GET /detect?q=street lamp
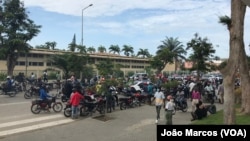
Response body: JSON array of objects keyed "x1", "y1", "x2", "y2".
[{"x1": 81, "y1": 4, "x2": 93, "y2": 46}]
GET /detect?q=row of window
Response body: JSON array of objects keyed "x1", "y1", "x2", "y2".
[
  {"x1": 19, "y1": 53, "x2": 149, "y2": 64},
  {"x1": 15, "y1": 61, "x2": 145, "y2": 68},
  {"x1": 15, "y1": 61, "x2": 55, "y2": 66}
]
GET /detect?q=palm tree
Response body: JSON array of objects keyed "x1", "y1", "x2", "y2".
[
  {"x1": 137, "y1": 48, "x2": 150, "y2": 58},
  {"x1": 87, "y1": 46, "x2": 96, "y2": 53},
  {"x1": 122, "y1": 45, "x2": 134, "y2": 56},
  {"x1": 157, "y1": 37, "x2": 187, "y2": 72},
  {"x1": 45, "y1": 41, "x2": 57, "y2": 50},
  {"x1": 98, "y1": 45, "x2": 106, "y2": 53},
  {"x1": 109, "y1": 44, "x2": 120, "y2": 54},
  {"x1": 76, "y1": 45, "x2": 87, "y2": 54}
]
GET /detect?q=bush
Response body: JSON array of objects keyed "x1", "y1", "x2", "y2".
[
  {"x1": 0, "y1": 72, "x2": 7, "y2": 81},
  {"x1": 162, "y1": 80, "x2": 180, "y2": 91}
]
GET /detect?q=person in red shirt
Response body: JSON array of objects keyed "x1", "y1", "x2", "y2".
[{"x1": 70, "y1": 87, "x2": 84, "y2": 119}]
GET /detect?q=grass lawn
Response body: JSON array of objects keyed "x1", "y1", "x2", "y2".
[{"x1": 191, "y1": 108, "x2": 250, "y2": 125}]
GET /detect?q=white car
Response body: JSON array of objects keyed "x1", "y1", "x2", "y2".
[{"x1": 130, "y1": 81, "x2": 155, "y2": 93}]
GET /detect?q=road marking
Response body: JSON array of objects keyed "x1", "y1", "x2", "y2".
[
  {"x1": 0, "y1": 114, "x2": 64, "y2": 128},
  {"x1": 0, "y1": 119, "x2": 74, "y2": 137},
  {"x1": 0, "y1": 101, "x2": 29, "y2": 106}
]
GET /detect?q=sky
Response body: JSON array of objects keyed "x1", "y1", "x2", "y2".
[{"x1": 15, "y1": 0, "x2": 250, "y2": 59}]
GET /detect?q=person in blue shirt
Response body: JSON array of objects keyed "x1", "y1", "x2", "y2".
[
  {"x1": 3, "y1": 76, "x2": 12, "y2": 92},
  {"x1": 39, "y1": 84, "x2": 52, "y2": 108}
]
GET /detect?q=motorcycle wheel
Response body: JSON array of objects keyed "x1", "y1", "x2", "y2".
[
  {"x1": 120, "y1": 102, "x2": 126, "y2": 110},
  {"x1": 9, "y1": 91, "x2": 17, "y2": 97},
  {"x1": 98, "y1": 103, "x2": 105, "y2": 115},
  {"x1": 24, "y1": 91, "x2": 31, "y2": 99},
  {"x1": 63, "y1": 107, "x2": 72, "y2": 117},
  {"x1": 181, "y1": 102, "x2": 188, "y2": 112},
  {"x1": 52, "y1": 102, "x2": 63, "y2": 113},
  {"x1": 31, "y1": 104, "x2": 41, "y2": 114}
]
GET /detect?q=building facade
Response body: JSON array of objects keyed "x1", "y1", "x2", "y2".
[{"x1": 0, "y1": 49, "x2": 176, "y2": 77}]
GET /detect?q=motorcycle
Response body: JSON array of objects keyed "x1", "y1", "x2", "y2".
[
  {"x1": 24, "y1": 85, "x2": 40, "y2": 99},
  {"x1": 64, "y1": 95, "x2": 105, "y2": 117},
  {"x1": 0, "y1": 83, "x2": 18, "y2": 97},
  {"x1": 119, "y1": 95, "x2": 140, "y2": 110},
  {"x1": 203, "y1": 90, "x2": 215, "y2": 104},
  {"x1": 31, "y1": 96, "x2": 63, "y2": 114},
  {"x1": 172, "y1": 94, "x2": 188, "y2": 113}
]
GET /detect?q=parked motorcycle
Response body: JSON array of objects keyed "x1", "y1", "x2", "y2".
[
  {"x1": 119, "y1": 95, "x2": 140, "y2": 110},
  {"x1": 64, "y1": 95, "x2": 105, "y2": 117},
  {"x1": 31, "y1": 96, "x2": 63, "y2": 114}
]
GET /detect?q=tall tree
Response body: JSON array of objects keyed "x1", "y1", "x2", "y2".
[
  {"x1": 68, "y1": 34, "x2": 77, "y2": 52},
  {"x1": 157, "y1": 37, "x2": 187, "y2": 72},
  {"x1": 186, "y1": 33, "x2": 216, "y2": 80},
  {"x1": 0, "y1": 0, "x2": 41, "y2": 76},
  {"x1": 219, "y1": 0, "x2": 250, "y2": 124},
  {"x1": 122, "y1": 45, "x2": 134, "y2": 56}
]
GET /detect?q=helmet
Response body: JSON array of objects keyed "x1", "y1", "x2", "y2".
[
  {"x1": 167, "y1": 95, "x2": 172, "y2": 100},
  {"x1": 6, "y1": 76, "x2": 11, "y2": 79}
]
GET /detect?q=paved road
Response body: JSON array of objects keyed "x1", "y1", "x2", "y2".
[{"x1": 0, "y1": 89, "x2": 223, "y2": 141}]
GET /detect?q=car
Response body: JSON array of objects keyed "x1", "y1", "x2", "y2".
[
  {"x1": 130, "y1": 81, "x2": 156, "y2": 93},
  {"x1": 129, "y1": 73, "x2": 148, "y2": 80}
]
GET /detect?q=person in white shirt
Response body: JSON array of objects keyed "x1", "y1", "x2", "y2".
[
  {"x1": 165, "y1": 95, "x2": 175, "y2": 125},
  {"x1": 188, "y1": 81, "x2": 196, "y2": 98},
  {"x1": 154, "y1": 87, "x2": 165, "y2": 124}
]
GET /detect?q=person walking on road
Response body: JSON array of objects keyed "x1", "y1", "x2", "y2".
[
  {"x1": 154, "y1": 87, "x2": 165, "y2": 124},
  {"x1": 165, "y1": 95, "x2": 175, "y2": 125}
]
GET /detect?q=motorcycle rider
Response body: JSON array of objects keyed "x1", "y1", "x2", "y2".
[
  {"x1": 175, "y1": 87, "x2": 184, "y2": 106},
  {"x1": 2, "y1": 76, "x2": 12, "y2": 92},
  {"x1": 39, "y1": 84, "x2": 52, "y2": 109}
]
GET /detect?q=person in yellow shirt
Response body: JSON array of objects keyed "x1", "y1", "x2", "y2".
[{"x1": 95, "y1": 81, "x2": 102, "y2": 95}]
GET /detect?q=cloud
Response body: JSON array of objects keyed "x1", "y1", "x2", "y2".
[{"x1": 21, "y1": 0, "x2": 250, "y2": 58}]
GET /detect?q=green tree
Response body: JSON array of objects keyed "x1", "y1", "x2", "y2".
[
  {"x1": 109, "y1": 44, "x2": 120, "y2": 54},
  {"x1": 137, "y1": 48, "x2": 150, "y2": 58},
  {"x1": 87, "y1": 46, "x2": 96, "y2": 53},
  {"x1": 0, "y1": 0, "x2": 41, "y2": 76},
  {"x1": 45, "y1": 41, "x2": 57, "y2": 50},
  {"x1": 95, "y1": 59, "x2": 114, "y2": 77},
  {"x1": 68, "y1": 34, "x2": 77, "y2": 52},
  {"x1": 122, "y1": 45, "x2": 134, "y2": 56},
  {"x1": 98, "y1": 45, "x2": 106, "y2": 53},
  {"x1": 76, "y1": 45, "x2": 87, "y2": 54},
  {"x1": 49, "y1": 53, "x2": 87, "y2": 79},
  {"x1": 150, "y1": 49, "x2": 172, "y2": 74},
  {"x1": 186, "y1": 33, "x2": 216, "y2": 80},
  {"x1": 157, "y1": 37, "x2": 186, "y2": 72}
]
